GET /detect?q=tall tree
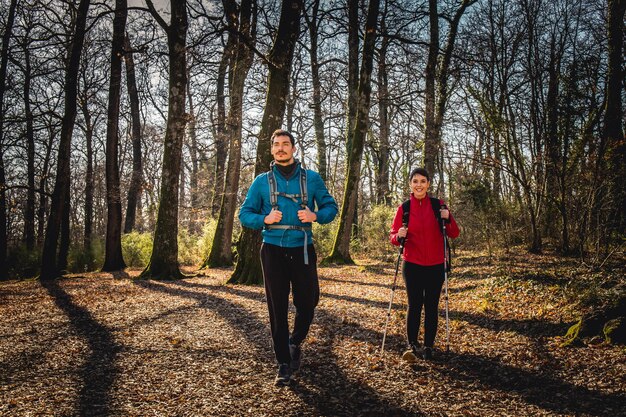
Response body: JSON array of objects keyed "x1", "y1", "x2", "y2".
[
  {"x1": 40, "y1": 0, "x2": 91, "y2": 280},
  {"x1": 140, "y1": 0, "x2": 188, "y2": 280},
  {"x1": 102, "y1": 0, "x2": 128, "y2": 271},
  {"x1": 124, "y1": 34, "x2": 144, "y2": 234},
  {"x1": 304, "y1": 0, "x2": 327, "y2": 180},
  {"x1": 603, "y1": 0, "x2": 626, "y2": 238},
  {"x1": 229, "y1": 0, "x2": 303, "y2": 284},
  {"x1": 423, "y1": 0, "x2": 474, "y2": 187},
  {"x1": 0, "y1": 0, "x2": 17, "y2": 280},
  {"x1": 325, "y1": 0, "x2": 380, "y2": 264},
  {"x1": 204, "y1": 0, "x2": 255, "y2": 268},
  {"x1": 375, "y1": 5, "x2": 390, "y2": 205}
]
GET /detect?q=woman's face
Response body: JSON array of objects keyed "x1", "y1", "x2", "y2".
[{"x1": 410, "y1": 174, "x2": 429, "y2": 199}]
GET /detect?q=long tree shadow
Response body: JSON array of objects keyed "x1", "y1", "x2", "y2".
[
  {"x1": 447, "y1": 309, "x2": 570, "y2": 338},
  {"x1": 173, "y1": 279, "x2": 623, "y2": 416},
  {"x1": 41, "y1": 279, "x2": 120, "y2": 416},
  {"x1": 434, "y1": 351, "x2": 626, "y2": 416},
  {"x1": 143, "y1": 279, "x2": 416, "y2": 415}
]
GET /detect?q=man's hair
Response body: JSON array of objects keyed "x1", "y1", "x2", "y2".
[
  {"x1": 409, "y1": 167, "x2": 430, "y2": 182},
  {"x1": 271, "y1": 129, "x2": 295, "y2": 146}
]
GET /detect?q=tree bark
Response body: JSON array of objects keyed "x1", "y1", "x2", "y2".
[
  {"x1": 376, "y1": 11, "x2": 390, "y2": 205},
  {"x1": 325, "y1": 0, "x2": 380, "y2": 264},
  {"x1": 102, "y1": 0, "x2": 128, "y2": 271},
  {"x1": 80, "y1": 98, "x2": 94, "y2": 253},
  {"x1": 124, "y1": 33, "x2": 143, "y2": 234},
  {"x1": 603, "y1": 0, "x2": 626, "y2": 236},
  {"x1": 305, "y1": 0, "x2": 327, "y2": 180},
  {"x1": 423, "y1": 0, "x2": 439, "y2": 177},
  {"x1": 40, "y1": 0, "x2": 91, "y2": 280},
  {"x1": 205, "y1": 0, "x2": 255, "y2": 268},
  {"x1": 140, "y1": 0, "x2": 188, "y2": 280},
  {"x1": 0, "y1": 0, "x2": 17, "y2": 280},
  {"x1": 229, "y1": 0, "x2": 302, "y2": 284},
  {"x1": 23, "y1": 36, "x2": 36, "y2": 251}
]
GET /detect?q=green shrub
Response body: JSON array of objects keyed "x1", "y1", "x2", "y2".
[
  {"x1": 313, "y1": 220, "x2": 338, "y2": 259},
  {"x1": 179, "y1": 219, "x2": 217, "y2": 266},
  {"x1": 357, "y1": 204, "x2": 397, "y2": 259},
  {"x1": 122, "y1": 231, "x2": 153, "y2": 267}
]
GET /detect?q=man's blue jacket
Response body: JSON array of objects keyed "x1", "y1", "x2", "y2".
[{"x1": 239, "y1": 162, "x2": 338, "y2": 248}]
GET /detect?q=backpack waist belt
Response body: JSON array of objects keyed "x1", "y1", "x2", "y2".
[{"x1": 264, "y1": 224, "x2": 313, "y2": 264}]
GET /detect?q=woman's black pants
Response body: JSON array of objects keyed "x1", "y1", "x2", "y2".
[
  {"x1": 402, "y1": 261, "x2": 445, "y2": 348},
  {"x1": 260, "y1": 243, "x2": 319, "y2": 364}
]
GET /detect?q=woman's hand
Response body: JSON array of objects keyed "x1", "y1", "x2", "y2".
[{"x1": 397, "y1": 226, "x2": 408, "y2": 238}]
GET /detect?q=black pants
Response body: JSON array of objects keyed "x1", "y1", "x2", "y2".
[
  {"x1": 402, "y1": 261, "x2": 445, "y2": 348},
  {"x1": 260, "y1": 243, "x2": 319, "y2": 364}
]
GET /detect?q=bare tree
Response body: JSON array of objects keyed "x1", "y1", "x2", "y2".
[
  {"x1": 325, "y1": 0, "x2": 380, "y2": 264},
  {"x1": 229, "y1": 0, "x2": 303, "y2": 284},
  {"x1": 140, "y1": 0, "x2": 188, "y2": 280},
  {"x1": 204, "y1": 0, "x2": 255, "y2": 268},
  {"x1": 102, "y1": 0, "x2": 128, "y2": 271},
  {"x1": 124, "y1": 33, "x2": 144, "y2": 234},
  {"x1": 40, "y1": 0, "x2": 91, "y2": 280}
]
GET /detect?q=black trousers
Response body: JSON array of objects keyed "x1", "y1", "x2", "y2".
[
  {"x1": 402, "y1": 261, "x2": 445, "y2": 348},
  {"x1": 260, "y1": 243, "x2": 319, "y2": 364}
]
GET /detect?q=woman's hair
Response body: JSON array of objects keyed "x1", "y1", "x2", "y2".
[{"x1": 409, "y1": 167, "x2": 430, "y2": 182}]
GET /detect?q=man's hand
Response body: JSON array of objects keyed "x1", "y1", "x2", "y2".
[
  {"x1": 297, "y1": 206, "x2": 317, "y2": 223},
  {"x1": 264, "y1": 209, "x2": 282, "y2": 224}
]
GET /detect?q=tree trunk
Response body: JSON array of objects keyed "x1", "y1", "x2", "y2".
[
  {"x1": 229, "y1": 0, "x2": 302, "y2": 285},
  {"x1": 376, "y1": 13, "x2": 390, "y2": 205},
  {"x1": 23, "y1": 38, "x2": 36, "y2": 251},
  {"x1": 205, "y1": 0, "x2": 254, "y2": 268},
  {"x1": 102, "y1": 0, "x2": 128, "y2": 271},
  {"x1": 38, "y1": 134, "x2": 53, "y2": 247},
  {"x1": 305, "y1": 0, "x2": 327, "y2": 180},
  {"x1": 81, "y1": 99, "x2": 94, "y2": 255},
  {"x1": 58, "y1": 191, "x2": 70, "y2": 272},
  {"x1": 0, "y1": 0, "x2": 17, "y2": 280},
  {"x1": 325, "y1": 0, "x2": 380, "y2": 264},
  {"x1": 423, "y1": 0, "x2": 439, "y2": 177},
  {"x1": 211, "y1": 2, "x2": 237, "y2": 218},
  {"x1": 40, "y1": 0, "x2": 91, "y2": 281},
  {"x1": 186, "y1": 76, "x2": 200, "y2": 235},
  {"x1": 124, "y1": 33, "x2": 143, "y2": 234},
  {"x1": 604, "y1": 0, "x2": 626, "y2": 236},
  {"x1": 345, "y1": 0, "x2": 359, "y2": 150},
  {"x1": 140, "y1": 0, "x2": 188, "y2": 280}
]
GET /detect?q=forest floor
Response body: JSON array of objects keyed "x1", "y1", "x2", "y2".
[{"x1": 0, "y1": 249, "x2": 624, "y2": 417}]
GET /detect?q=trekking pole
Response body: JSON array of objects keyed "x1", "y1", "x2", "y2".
[
  {"x1": 381, "y1": 224, "x2": 407, "y2": 354},
  {"x1": 441, "y1": 206, "x2": 450, "y2": 353}
]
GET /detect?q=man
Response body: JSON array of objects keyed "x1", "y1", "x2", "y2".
[{"x1": 239, "y1": 129, "x2": 338, "y2": 386}]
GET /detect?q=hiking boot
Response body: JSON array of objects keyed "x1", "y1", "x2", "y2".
[
  {"x1": 401, "y1": 342, "x2": 421, "y2": 363},
  {"x1": 274, "y1": 363, "x2": 292, "y2": 386},
  {"x1": 422, "y1": 347, "x2": 433, "y2": 360},
  {"x1": 289, "y1": 343, "x2": 302, "y2": 372}
]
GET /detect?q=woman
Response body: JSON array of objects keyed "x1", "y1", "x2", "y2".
[{"x1": 389, "y1": 167, "x2": 459, "y2": 361}]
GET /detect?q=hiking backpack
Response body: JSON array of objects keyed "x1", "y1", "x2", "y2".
[{"x1": 401, "y1": 197, "x2": 452, "y2": 272}]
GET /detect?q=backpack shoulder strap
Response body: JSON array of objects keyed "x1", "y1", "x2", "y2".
[
  {"x1": 267, "y1": 170, "x2": 278, "y2": 209},
  {"x1": 299, "y1": 168, "x2": 308, "y2": 208},
  {"x1": 401, "y1": 199, "x2": 411, "y2": 226},
  {"x1": 430, "y1": 197, "x2": 442, "y2": 229}
]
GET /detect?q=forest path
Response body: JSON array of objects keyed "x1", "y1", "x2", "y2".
[{"x1": 1, "y1": 250, "x2": 624, "y2": 416}]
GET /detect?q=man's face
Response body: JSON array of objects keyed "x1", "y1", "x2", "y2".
[{"x1": 271, "y1": 135, "x2": 295, "y2": 165}]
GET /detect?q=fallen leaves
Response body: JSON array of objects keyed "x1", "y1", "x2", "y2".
[{"x1": 0, "y1": 250, "x2": 624, "y2": 416}]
